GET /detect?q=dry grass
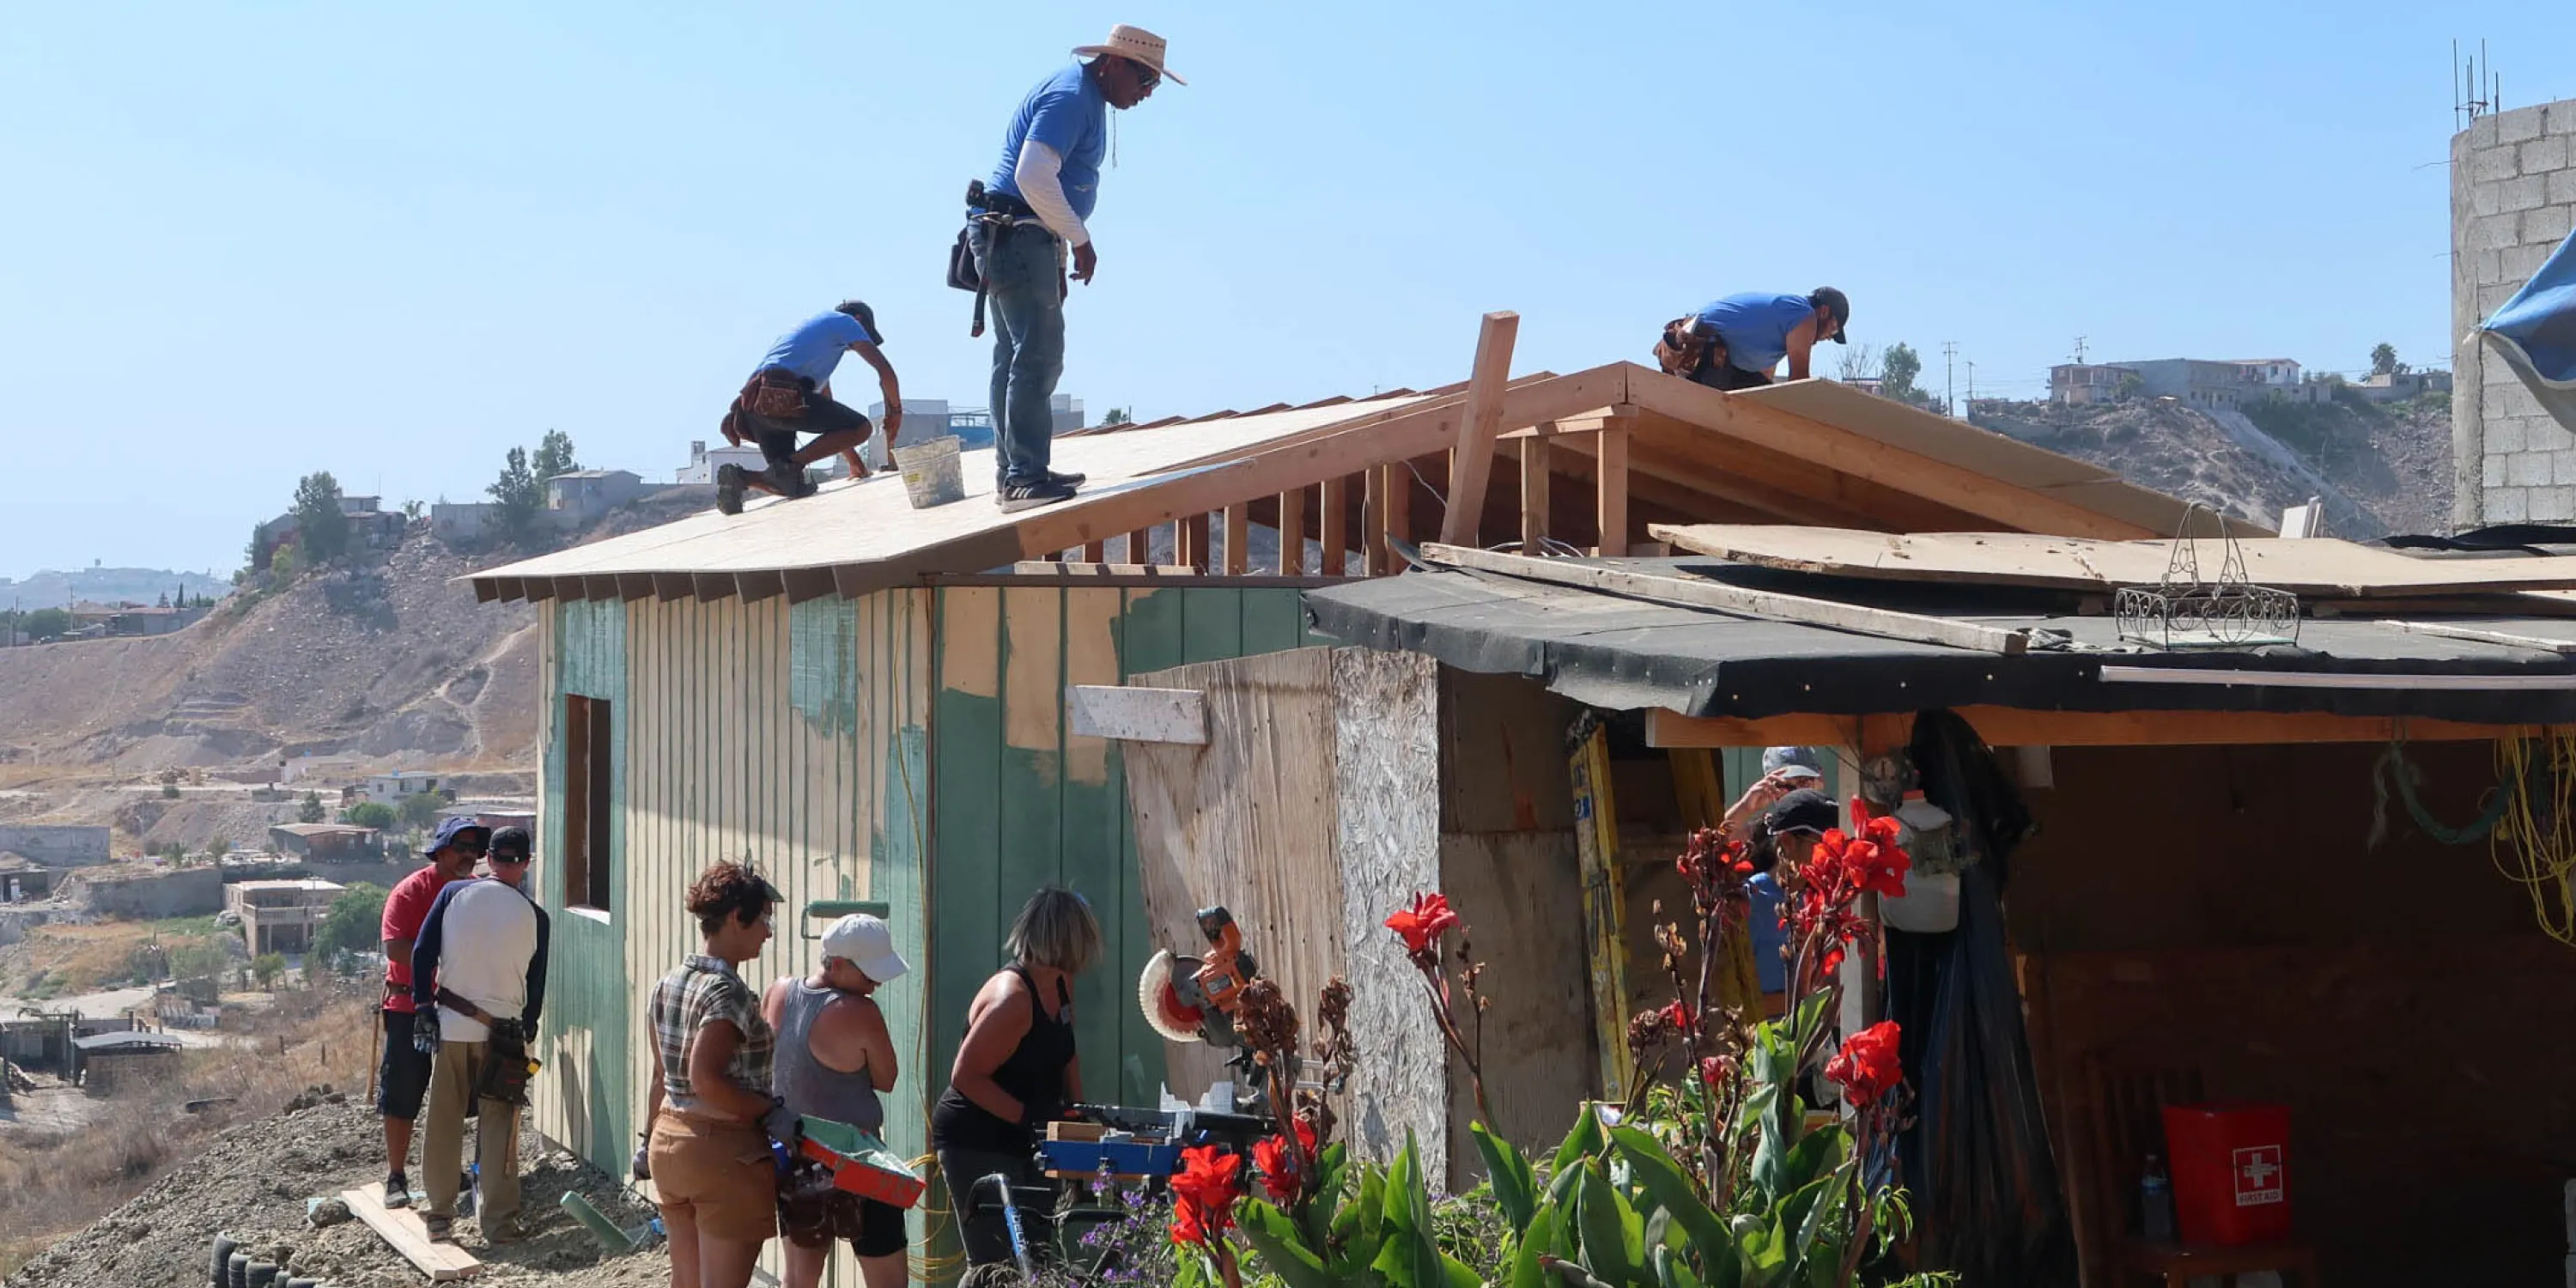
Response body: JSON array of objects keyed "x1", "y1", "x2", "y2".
[
  {"x1": 2, "y1": 918, "x2": 234, "y2": 998},
  {"x1": 0, "y1": 989, "x2": 373, "y2": 1274}
]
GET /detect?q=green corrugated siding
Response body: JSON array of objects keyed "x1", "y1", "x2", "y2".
[{"x1": 541, "y1": 599, "x2": 631, "y2": 1169}]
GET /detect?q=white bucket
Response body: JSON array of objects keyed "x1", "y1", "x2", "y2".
[
  {"x1": 1880, "y1": 871, "x2": 1960, "y2": 933},
  {"x1": 890, "y1": 437, "x2": 963, "y2": 509}
]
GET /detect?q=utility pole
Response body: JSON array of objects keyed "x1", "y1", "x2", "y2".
[
  {"x1": 1941, "y1": 341, "x2": 1958, "y2": 416},
  {"x1": 1967, "y1": 361, "x2": 1977, "y2": 408},
  {"x1": 2073, "y1": 336, "x2": 2089, "y2": 364}
]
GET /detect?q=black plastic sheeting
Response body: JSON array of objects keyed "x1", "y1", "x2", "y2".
[{"x1": 1884, "y1": 710, "x2": 2078, "y2": 1286}]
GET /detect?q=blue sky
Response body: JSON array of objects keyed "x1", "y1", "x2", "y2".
[{"x1": 3, "y1": 1, "x2": 2569, "y2": 578}]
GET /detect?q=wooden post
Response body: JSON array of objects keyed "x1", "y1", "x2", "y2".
[
  {"x1": 1082, "y1": 540, "x2": 1105, "y2": 563},
  {"x1": 1363, "y1": 468, "x2": 1388, "y2": 576},
  {"x1": 1437, "y1": 310, "x2": 1522, "y2": 548},
  {"x1": 1383, "y1": 460, "x2": 1413, "y2": 556},
  {"x1": 1222, "y1": 505, "x2": 1249, "y2": 576},
  {"x1": 1595, "y1": 422, "x2": 1631, "y2": 556},
  {"x1": 1520, "y1": 433, "x2": 1552, "y2": 555},
  {"x1": 1126, "y1": 529, "x2": 1153, "y2": 565},
  {"x1": 1278, "y1": 487, "x2": 1307, "y2": 575},
  {"x1": 1567, "y1": 711, "x2": 1636, "y2": 1104},
  {"x1": 1321, "y1": 475, "x2": 1352, "y2": 575},
  {"x1": 1179, "y1": 513, "x2": 1212, "y2": 571}
]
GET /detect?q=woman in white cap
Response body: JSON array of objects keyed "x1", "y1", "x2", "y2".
[{"x1": 762, "y1": 914, "x2": 910, "y2": 1288}]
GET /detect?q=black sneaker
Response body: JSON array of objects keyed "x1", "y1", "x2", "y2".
[
  {"x1": 714, "y1": 465, "x2": 746, "y2": 516},
  {"x1": 383, "y1": 1172, "x2": 411, "y2": 1208},
  {"x1": 766, "y1": 462, "x2": 817, "y2": 499},
  {"x1": 1044, "y1": 470, "x2": 1087, "y2": 488},
  {"x1": 995, "y1": 478, "x2": 1078, "y2": 513}
]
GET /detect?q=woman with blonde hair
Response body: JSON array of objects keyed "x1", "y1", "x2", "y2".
[{"x1": 931, "y1": 886, "x2": 1104, "y2": 1267}]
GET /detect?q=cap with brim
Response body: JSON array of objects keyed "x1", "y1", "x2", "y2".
[
  {"x1": 490, "y1": 827, "x2": 532, "y2": 860},
  {"x1": 1073, "y1": 24, "x2": 1185, "y2": 84},
  {"x1": 1812, "y1": 287, "x2": 1850, "y2": 345},
  {"x1": 1763, "y1": 788, "x2": 1841, "y2": 837},
  {"x1": 429, "y1": 817, "x2": 489, "y2": 853},
  {"x1": 821, "y1": 913, "x2": 910, "y2": 983},
  {"x1": 1760, "y1": 745, "x2": 1827, "y2": 782}
]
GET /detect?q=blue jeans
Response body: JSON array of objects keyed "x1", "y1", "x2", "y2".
[{"x1": 969, "y1": 222, "x2": 1066, "y2": 484}]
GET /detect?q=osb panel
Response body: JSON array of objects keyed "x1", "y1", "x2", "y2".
[{"x1": 1439, "y1": 830, "x2": 1592, "y2": 1173}]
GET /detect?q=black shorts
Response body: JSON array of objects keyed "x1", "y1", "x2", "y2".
[
  {"x1": 1689, "y1": 360, "x2": 1774, "y2": 392},
  {"x1": 744, "y1": 398, "x2": 872, "y2": 469},
  {"x1": 780, "y1": 1164, "x2": 909, "y2": 1259},
  {"x1": 378, "y1": 1010, "x2": 434, "y2": 1121}
]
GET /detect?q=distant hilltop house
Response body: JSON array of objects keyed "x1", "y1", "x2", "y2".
[
  {"x1": 252, "y1": 493, "x2": 408, "y2": 567},
  {"x1": 2050, "y1": 357, "x2": 2345, "y2": 409},
  {"x1": 64, "y1": 600, "x2": 210, "y2": 637},
  {"x1": 434, "y1": 468, "x2": 684, "y2": 541},
  {"x1": 269, "y1": 822, "x2": 384, "y2": 860},
  {"x1": 225, "y1": 878, "x2": 344, "y2": 954},
  {"x1": 362, "y1": 771, "x2": 448, "y2": 806},
  {"x1": 2359, "y1": 368, "x2": 2454, "y2": 402}
]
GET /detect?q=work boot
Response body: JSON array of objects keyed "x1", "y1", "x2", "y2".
[
  {"x1": 422, "y1": 1214, "x2": 454, "y2": 1243},
  {"x1": 480, "y1": 1212, "x2": 525, "y2": 1244},
  {"x1": 995, "y1": 477, "x2": 1078, "y2": 513},
  {"x1": 382, "y1": 1171, "x2": 410, "y2": 1209},
  {"x1": 767, "y1": 461, "x2": 817, "y2": 499},
  {"x1": 715, "y1": 465, "x2": 747, "y2": 516}
]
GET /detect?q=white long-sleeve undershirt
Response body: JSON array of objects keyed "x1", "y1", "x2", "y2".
[{"x1": 1012, "y1": 140, "x2": 1091, "y2": 247}]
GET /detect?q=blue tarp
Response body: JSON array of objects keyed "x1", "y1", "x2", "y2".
[{"x1": 2483, "y1": 228, "x2": 2576, "y2": 431}]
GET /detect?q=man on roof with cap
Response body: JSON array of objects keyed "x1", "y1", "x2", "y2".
[
  {"x1": 965, "y1": 25, "x2": 1181, "y2": 513},
  {"x1": 376, "y1": 816, "x2": 489, "y2": 1210},
  {"x1": 1656, "y1": 289, "x2": 1851, "y2": 392},
  {"x1": 764, "y1": 913, "x2": 911, "y2": 1288},
  {"x1": 409, "y1": 826, "x2": 551, "y2": 1243},
  {"x1": 714, "y1": 301, "x2": 905, "y2": 516}
]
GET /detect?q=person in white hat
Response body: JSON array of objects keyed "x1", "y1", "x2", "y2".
[
  {"x1": 965, "y1": 25, "x2": 1182, "y2": 513},
  {"x1": 761, "y1": 914, "x2": 911, "y2": 1288}
]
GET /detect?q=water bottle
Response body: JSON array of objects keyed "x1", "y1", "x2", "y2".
[{"x1": 2140, "y1": 1152, "x2": 2176, "y2": 1243}]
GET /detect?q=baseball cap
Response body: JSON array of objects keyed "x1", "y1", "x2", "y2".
[
  {"x1": 1762, "y1": 788, "x2": 1841, "y2": 837},
  {"x1": 428, "y1": 817, "x2": 490, "y2": 854},
  {"x1": 821, "y1": 913, "x2": 910, "y2": 983},
  {"x1": 836, "y1": 300, "x2": 882, "y2": 344},
  {"x1": 1761, "y1": 746, "x2": 1828, "y2": 783},
  {"x1": 1810, "y1": 287, "x2": 1850, "y2": 344},
  {"x1": 490, "y1": 827, "x2": 532, "y2": 862}
]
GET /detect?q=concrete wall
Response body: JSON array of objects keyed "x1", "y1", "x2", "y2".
[
  {"x1": 60, "y1": 865, "x2": 225, "y2": 918},
  {"x1": 0, "y1": 824, "x2": 111, "y2": 867},
  {"x1": 2453, "y1": 98, "x2": 2576, "y2": 528}
]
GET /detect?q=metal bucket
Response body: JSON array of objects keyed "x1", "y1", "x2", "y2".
[{"x1": 891, "y1": 437, "x2": 964, "y2": 509}]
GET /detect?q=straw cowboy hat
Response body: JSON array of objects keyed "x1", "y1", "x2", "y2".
[{"x1": 1072, "y1": 25, "x2": 1186, "y2": 85}]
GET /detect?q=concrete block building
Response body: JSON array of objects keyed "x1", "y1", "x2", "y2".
[{"x1": 2454, "y1": 96, "x2": 2576, "y2": 528}]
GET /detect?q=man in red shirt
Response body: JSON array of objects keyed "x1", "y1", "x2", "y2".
[{"x1": 377, "y1": 817, "x2": 488, "y2": 1206}]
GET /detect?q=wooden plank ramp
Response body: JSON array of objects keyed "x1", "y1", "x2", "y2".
[{"x1": 341, "y1": 1182, "x2": 483, "y2": 1281}]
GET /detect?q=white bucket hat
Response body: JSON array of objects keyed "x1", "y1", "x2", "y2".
[
  {"x1": 821, "y1": 913, "x2": 910, "y2": 983},
  {"x1": 1072, "y1": 25, "x2": 1186, "y2": 85}
]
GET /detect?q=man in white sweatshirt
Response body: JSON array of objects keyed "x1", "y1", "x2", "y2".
[
  {"x1": 967, "y1": 25, "x2": 1181, "y2": 513},
  {"x1": 409, "y1": 827, "x2": 550, "y2": 1243}
]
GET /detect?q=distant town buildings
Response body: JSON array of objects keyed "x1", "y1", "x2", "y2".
[
  {"x1": 252, "y1": 493, "x2": 407, "y2": 568},
  {"x1": 225, "y1": 878, "x2": 344, "y2": 954},
  {"x1": 2042, "y1": 356, "x2": 2432, "y2": 409}
]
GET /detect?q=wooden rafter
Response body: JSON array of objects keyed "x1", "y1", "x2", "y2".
[{"x1": 1438, "y1": 311, "x2": 1522, "y2": 547}]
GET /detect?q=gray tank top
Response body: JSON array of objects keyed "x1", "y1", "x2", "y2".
[{"x1": 772, "y1": 978, "x2": 884, "y2": 1134}]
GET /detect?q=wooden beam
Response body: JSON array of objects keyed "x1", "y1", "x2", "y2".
[
  {"x1": 1363, "y1": 467, "x2": 1388, "y2": 576},
  {"x1": 1643, "y1": 706, "x2": 2549, "y2": 750},
  {"x1": 343, "y1": 1182, "x2": 483, "y2": 1280},
  {"x1": 1417, "y1": 543, "x2": 2032, "y2": 654},
  {"x1": 1066, "y1": 685, "x2": 1208, "y2": 744},
  {"x1": 1125, "y1": 528, "x2": 1152, "y2": 563},
  {"x1": 782, "y1": 567, "x2": 839, "y2": 603},
  {"x1": 1520, "y1": 434, "x2": 1552, "y2": 555},
  {"x1": 1321, "y1": 475, "x2": 1351, "y2": 575},
  {"x1": 1278, "y1": 486, "x2": 1307, "y2": 575},
  {"x1": 615, "y1": 573, "x2": 655, "y2": 601},
  {"x1": 1595, "y1": 422, "x2": 1630, "y2": 556},
  {"x1": 1223, "y1": 504, "x2": 1249, "y2": 575},
  {"x1": 737, "y1": 569, "x2": 787, "y2": 602},
  {"x1": 652, "y1": 572, "x2": 693, "y2": 600},
  {"x1": 1567, "y1": 714, "x2": 1636, "y2": 1104},
  {"x1": 1437, "y1": 310, "x2": 1522, "y2": 547},
  {"x1": 1083, "y1": 540, "x2": 1106, "y2": 563},
  {"x1": 1178, "y1": 513, "x2": 1211, "y2": 571},
  {"x1": 1384, "y1": 460, "x2": 1413, "y2": 551}
]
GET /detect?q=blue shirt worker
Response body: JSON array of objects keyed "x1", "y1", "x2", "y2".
[
  {"x1": 1656, "y1": 289, "x2": 1850, "y2": 392},
  {"x1": 409, "y1": 826, "x2": 551, "y2": 1244},
  {"x1": 715, "y1": 302, "x2": 904, "y2": 516},
  {"x1": 965, "y1": 25, "x2": 1181, "y2": 513}
]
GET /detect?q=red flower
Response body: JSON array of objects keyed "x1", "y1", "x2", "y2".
[
  {"x1": 1698, "y1": 1054, "x2": 1733, "y2": 1091},
  {"x1": 1383, "y1": 892, "x2": 1459, "y2": 955},
  {"x1": 1169, "y1": 1145, "x2": 1243, "y2": 1245},
  {"x1": 1250, "y1": 1120, "x2": 1317, "y2": 1202},
  {"x1": 1823, "y1": 1020, "x2": 1904, "y2": 1107},
  {"x1": 1660, "y1": 998, "x2": 1693, "y2": 1032}
]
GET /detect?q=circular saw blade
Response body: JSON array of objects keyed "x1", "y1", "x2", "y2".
[{"x1": 1139, "y1": 949, "x2": 1207, "y2": 1043}]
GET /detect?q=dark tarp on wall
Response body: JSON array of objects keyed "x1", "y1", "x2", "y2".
[{"x1": 1886, "y1": 709, "x2": 2078, "y2": 1285}]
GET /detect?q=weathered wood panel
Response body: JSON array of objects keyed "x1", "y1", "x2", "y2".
[{"x1": 1438, "y1": 830, "x2": 1592, "y2": 1171}]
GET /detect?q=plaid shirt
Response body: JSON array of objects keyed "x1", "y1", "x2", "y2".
[{"x1": 649, "y1": 954, "x2": 773, "y2": 1114}]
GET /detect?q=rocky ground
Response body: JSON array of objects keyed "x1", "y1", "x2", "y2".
[{"x1": 5, "y1": 1099, "x2": 669, "y2": 1288}]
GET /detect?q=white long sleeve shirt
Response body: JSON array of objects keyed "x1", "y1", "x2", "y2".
[{"x1": 1013, "y1": 141, "x2": 1091, "y2": 246}]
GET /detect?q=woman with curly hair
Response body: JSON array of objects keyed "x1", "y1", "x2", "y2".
[{"x1": 641, "y1": 861, "x2": 789, "y2": 1288}]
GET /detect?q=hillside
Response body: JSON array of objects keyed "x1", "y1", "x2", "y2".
[{"x1": 1970, "y1": 388, "x2": 2451, "y2": 538}]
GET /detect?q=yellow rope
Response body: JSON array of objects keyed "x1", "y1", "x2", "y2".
[{"x1": 2491, "y1": 736, "x2": 2576, "y2": 947}]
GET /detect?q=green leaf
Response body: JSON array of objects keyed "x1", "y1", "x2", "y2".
[
  {"x1": 1655, "y1": 1242, "x2": 1709, "y2": 1288},
  {"x1": 1475, "y1": 1121, "x2": 1541, "y2": 1231},
  {"x1": 1770, "y1": 1174, "x2": 1840, "y2": 1278},
  {"x1": 1771, "y1": 1130, "x2": 1847, "y2": 1206},
  {"x1": 1575, "y1": 1163, "x2": 1644, "y2": 1285},
  {"x1": 1736, "y1": 1212, "x2": 1789, "y2": 1288},
  {"x1": 1440, "y1": 1251, "x2": 1484, "y2": 1288},
  {"x1": 1554, "y1": 1103, "x2": 1607, "y2": 1173},
  {"x1": 1371, "y1": 1133, "x2": 1453, "y2": 1288},
  {"x1": 1239, "y1": 1200, "x2": 1339, "y2": 1288},
  {"x1": 1789, "y1": 987, "x2": 1835, "y2": 1052},
  {"x1": 1609, "y1": 1125, "x2": 1731, "y2": 1260},
  {"x1": 1507, "y1": 1206, "x2": 1565, "y2": 1288}
]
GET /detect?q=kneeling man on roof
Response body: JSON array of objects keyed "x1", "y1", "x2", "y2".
[
  {"x1": 717, "y1": 301, "x2": 905, "y2": 516},
  {"x1": 1657, "y1": 288, "x2": 1850, "y2": 391}
]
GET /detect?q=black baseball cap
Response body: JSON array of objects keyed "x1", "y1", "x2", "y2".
[
  {"x1": 1763, "y1": 787, "x2": 1841, "y2": 837},
  {"x1": 836, "y1": 299, "x2": 882, "y2": 344},
  {"x1": 1811, "y1": 287, "x2": 1850, "y2": 344},
  {"x1": 490, "y1": 827, "x2": 532, "y2": 862}
]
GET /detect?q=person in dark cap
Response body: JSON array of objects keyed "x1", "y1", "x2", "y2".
[
  {"x1": 376, "y1": 816, "x2": 489, "y2": 1208},
  {"x1": 1656, "y1": 289, "x2": 1850, "y2": 392},
  {"x1": 409, "y1": 826, "x2": 550, "y2": 1242},
  {"x1": 1749, "y1": 787, "x2": 1843, "y2": 1016},
  {"x1": 715, "y1": 301, "x2": 905, "y2": 515}
]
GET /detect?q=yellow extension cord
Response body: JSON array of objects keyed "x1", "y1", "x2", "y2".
[{"x1": 2492, "y1": 736, "x2": 2576, "y2": 948}]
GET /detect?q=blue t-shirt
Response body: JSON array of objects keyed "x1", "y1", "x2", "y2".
[
  {"x1": 756, "y1": 311, "x2": 877, "y2": 386},
  {"x1": 1691, "y1": 293, "x2": 1819, "y2": 375},
  {"x1": 987, "y1": 64, "x2": 1109, "y2": 222},
  {"x1": 1747, "y1": 872, "x2": 1788, "y2": 993}
]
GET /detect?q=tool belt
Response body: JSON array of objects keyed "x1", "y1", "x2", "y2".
[
  {"x1": 951, "y1": 179, "x2": 1060, "y2": 337},
  {"x1": 720, "y1": 369, "x2": 814, "y2": 445},
  {"x1": 1654, "y1": 318, "x2": 1726, "y2": 379},
  {"x1": 434, "y1": 987, "x2": 538, "y2": 1109}
]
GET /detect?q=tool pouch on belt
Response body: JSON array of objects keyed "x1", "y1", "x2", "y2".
[
  {"x1": 1655, "y1": 318, "x2": 1725, "y2": 378},
  {"x1": 744, "y1": 368, "x2": 810, "y2": 419},
  {"x1": 473, "y1": 1018, "x2": 538, "y2": 1109}
]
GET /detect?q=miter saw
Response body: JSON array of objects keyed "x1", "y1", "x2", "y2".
[{"x1": 1138, "y1": 905, "x2": 1283, "y2": 1089}]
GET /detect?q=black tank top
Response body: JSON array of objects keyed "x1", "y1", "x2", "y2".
[{"x1": 932, "y1": 965, "x2": 1077, "y2": 1152}]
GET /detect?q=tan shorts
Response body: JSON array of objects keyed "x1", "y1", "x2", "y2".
[{"x1": 649, "y1": 1113, "x2": 778, "y2": 1242}]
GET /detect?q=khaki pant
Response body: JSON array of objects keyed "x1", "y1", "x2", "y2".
[{"x1": 422, "y1": 1039, "x2": 520, "y2": 1222}]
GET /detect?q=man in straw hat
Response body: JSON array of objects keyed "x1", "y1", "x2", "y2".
[{"x1": 965, "y1": 26, "x2": 1181, "y2": 513}]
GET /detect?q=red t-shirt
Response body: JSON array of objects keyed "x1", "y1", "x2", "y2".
[{"x1": 380, "y1": 864, "x2": 465, "y2": 1012}]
